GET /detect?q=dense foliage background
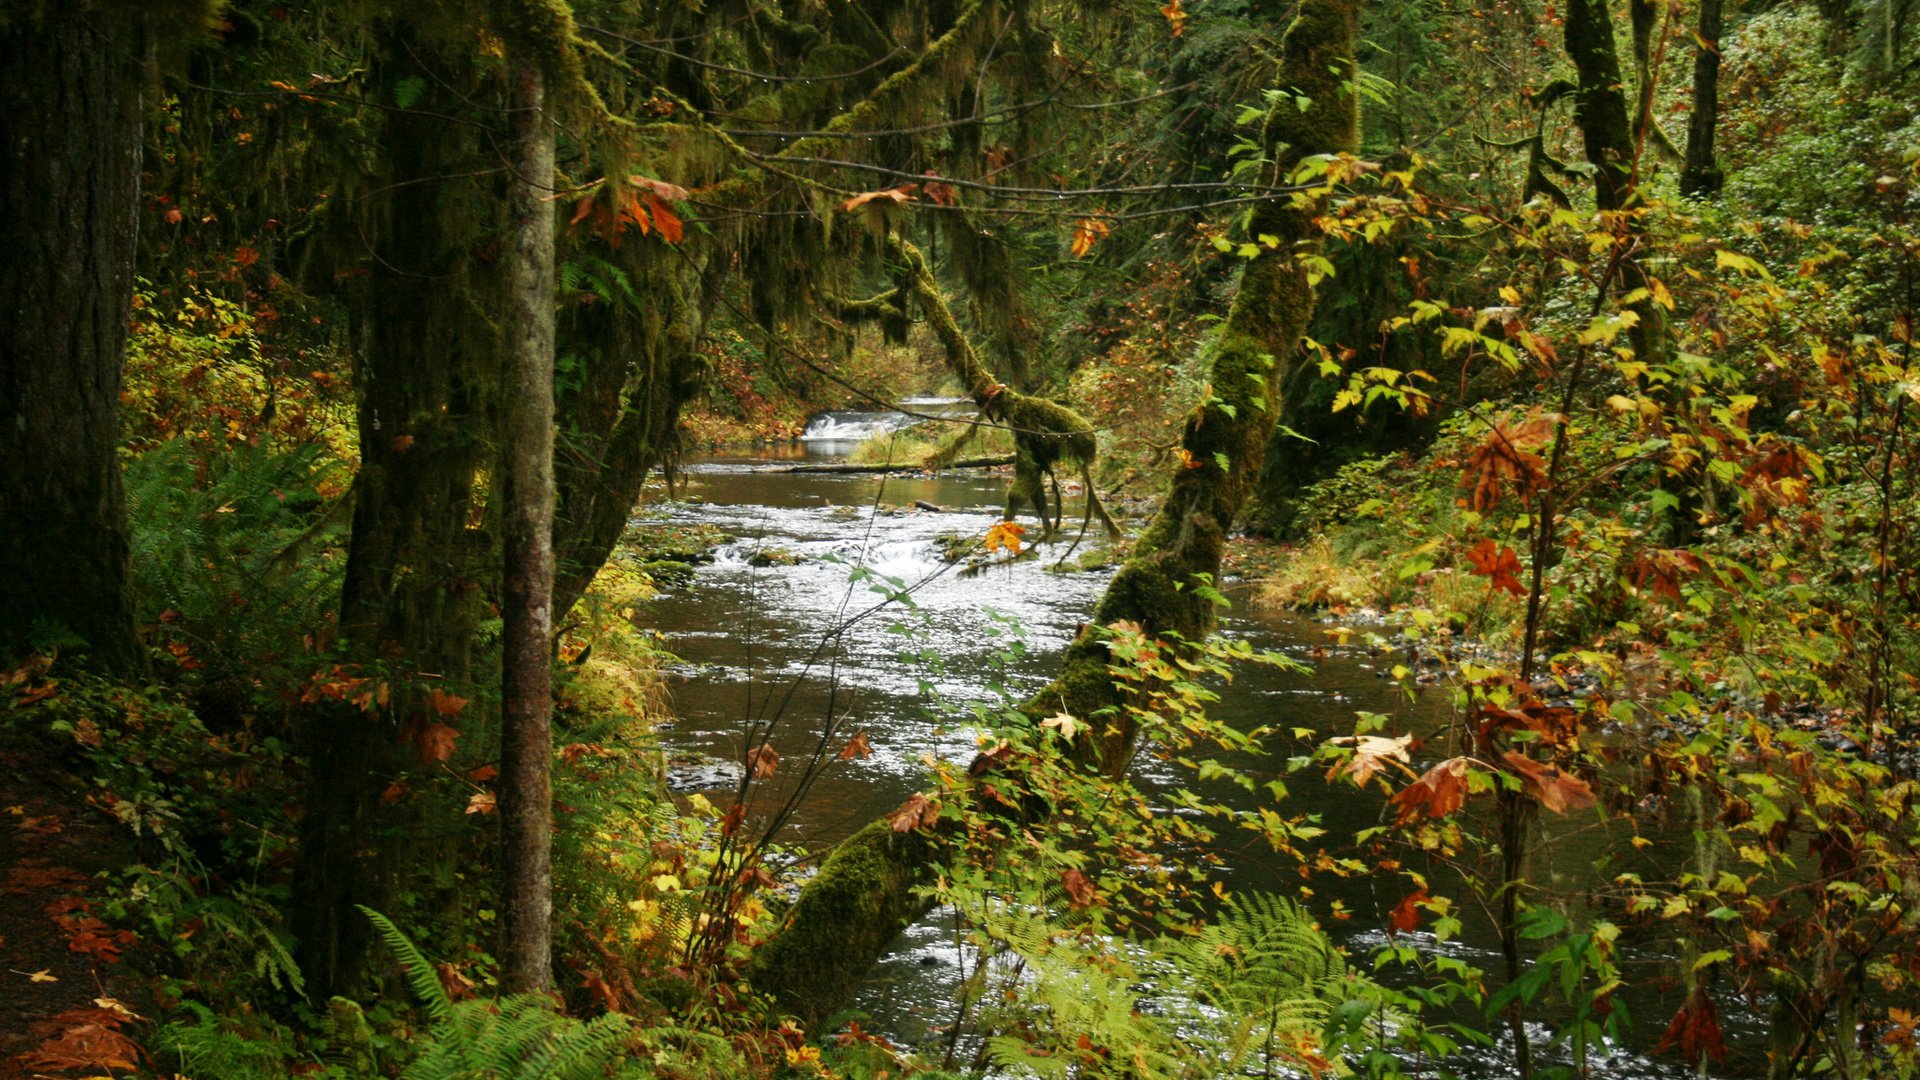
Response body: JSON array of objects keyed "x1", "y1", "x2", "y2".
[{"x1": 1, "y1": 0, "x2": 1917, "y2": 1076}]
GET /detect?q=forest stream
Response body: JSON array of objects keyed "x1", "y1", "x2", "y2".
[{"x1": 636, "y1": 409, "x2": 1748, "y2": 1078}]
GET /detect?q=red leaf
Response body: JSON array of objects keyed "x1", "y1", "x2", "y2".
[
  {"x1": 20, "y1": 1018, "x2": 143, "y2": 1073},
  {"x1": 380, "y1": 780, "x2": 410, "y2": 805},
  {"x1": 466, "y1": 764, "x2": 498, "y2": 783},
  {"x1": 1388, "y1": 888, "x2": 1428, "y2": 936},
  {"x1": 1461, "y1": 414, "x2": 1555, "y2": 509},
  {"x1": 839, "y1": 731, "x2": 873, "y2": 760},
  {"x1": 889, "y1": 792, "x2": 938, "y2": 833},
  {"x1": 1657, "y1": 985, "x2": 1727, "y2": 1068},
  {"x1": 1628, "y1": 548, "x2": 1705, "y2": 604},
  {"x1": 1061, "y1": 868, "x2": 1096, "y2": 910},
  {"x1": 720, "y1": 802, "x2": 746, "y2": 838},
  {"x1": 582, "y1": 970, "x2": 624, "y2": 1011},
  {"x1": 1388, "y1": 757, "x2": 1471, "y2": 825},
  {"x1": 1501, "y1": 751, "x2": 1595, "y2": 815},
  {"x1": 416, "y1": 722, "x2": 459, "y2": 765}
]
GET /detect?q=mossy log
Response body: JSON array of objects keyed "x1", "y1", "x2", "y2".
[{"x1": 745, "y1": 0, "x2": 1360, "y2": 1029}]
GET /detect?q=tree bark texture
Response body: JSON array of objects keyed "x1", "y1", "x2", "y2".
[
  {"x1": 745, "y1": 0, "x2": 1360, "y2": 1027},
  {"x1": 0, "y1": 6, "x2": 148, "y2": 675},
  {"x1": 1681, "y1": 0, "x2": 1725, "y2": 198},
  {"x1": 1565, "y1": 0, "x2": 1638, "y2": 216},
  {"x1": 498, "y1": 60, "x2": 557, "y2": 997},
  {"x1": 1565, "y1": 0, "x2": 1670, "y2": 367},
  {"x1": 293, "y1": 35, "x2": 503, "y2": 998}
]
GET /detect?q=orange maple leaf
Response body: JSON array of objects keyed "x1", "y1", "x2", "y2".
[
  {"x1": 645, "y1": 193, "x2": 683, "y2": 243},
  {"x1": 416, "y1": 722, "x2": 459, "y2": 765},
  {"x1": 1388, "y1": 757, "x2": 1471, "y2": 825},
  {"x1": 1463, "y1": 538, "x2": 1526, "y2": 596},
  {"x1": 746, "y1": 743, "x2": 780, "y2": 781},
  {"x1": 839, "y1": 185, "x2": 917, "y2": 212},
  {"x1": 982, "y1": 521, "x2": 1025, "y2": 556},
  {"x1": 427, "y1": 688, "x2": 469, "y2": 717},
  {"x1": 1501, "y1": 751, "x2": 1595, "y2": 815},
  {"x1": 839, "y1": 731, "x2": 873, "y2": 760},
  {"x1": 1070, "y1": 216, "x2": 1111, "y2": 258}
]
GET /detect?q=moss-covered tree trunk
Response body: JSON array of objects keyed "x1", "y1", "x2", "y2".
[
  {"x1": 1564, "y1": 0, "x2": 1679, "y2": 533},
  {"x1": 498, "y1": 54, "x2": 557, "y2": 997},
  {"x1": 0, "y1": 5, "x2": 149, "y2": 676},
  {"x1": 1681, "y1": 0, "x2": 1725, "y2": 198},
  {"x1": 293, "y1": 32, "x2": 504, "y2": 998},
  {"x1": 746, "y1": 0, "x2": 1360, "y2": 1026}
]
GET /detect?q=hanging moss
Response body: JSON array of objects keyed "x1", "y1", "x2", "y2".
[
  {"x1": 750, "y1": 0, "x2": 1360, "y2": 1024},
  {"x1": 893, "y1": 237, "x2": 1117, "y2": 538}
]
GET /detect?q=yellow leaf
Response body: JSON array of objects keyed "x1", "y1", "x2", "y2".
[
  {"x1": 1041, "y1": 711, "x2": 1083, "y2": 740},
  {"x1": 24, "y1": 969, "x2": 57, "y2": 982},
  {"x1": 1070, "y1": 216, "x2": 1111, "y2": 258},
  {"x1": 982, "y1": 521, "x2": 1025, "y2": 555}
]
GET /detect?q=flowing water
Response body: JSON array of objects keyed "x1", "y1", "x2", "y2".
[{"x1": 636, "y1": 409, "x2": 1755, "y2": 1077}]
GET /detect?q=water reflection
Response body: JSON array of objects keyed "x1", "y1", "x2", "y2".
[{"x1": 636, "y1": 444, "x2": 1724, "y2": 1077}]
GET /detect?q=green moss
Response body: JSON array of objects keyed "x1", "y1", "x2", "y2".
[
  {"x1": 894, "y1": 237, "x2": 1115, "y2": 538},
  {"x1": 745, "y1": 818, "x2": 939, "y2": 1029},
  {"x1": 753, "y1": 0, "x2": 1360, "y2": 1024}
]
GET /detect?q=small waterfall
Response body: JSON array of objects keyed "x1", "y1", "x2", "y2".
[
  {"x1": 799, "y1": 410, "x2": 922, "y2": 444},
  {"x1": 798, "y1": 398, "x2": 976, "y2": 453}
]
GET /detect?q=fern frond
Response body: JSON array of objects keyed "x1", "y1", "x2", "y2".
[
  {"x1": 358, "y1": 905, "x2": 453, "y2": 1022},
  {"x1": 518, "y1": 1012, "x2": 634, "y2": 1080}
]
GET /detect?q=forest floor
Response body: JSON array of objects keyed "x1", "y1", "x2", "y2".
[{"x1": 0, "y1": 746, "x2": 151, "y2": 1078}]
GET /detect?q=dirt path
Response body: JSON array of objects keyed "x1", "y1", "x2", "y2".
[{"x1": 0, "y1": 745, "x2": 149, "y2": 1078}]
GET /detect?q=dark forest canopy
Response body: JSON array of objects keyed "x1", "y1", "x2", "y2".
[{"x1": 1, "y1": 0, "x2": 1918, "y2": 1076}]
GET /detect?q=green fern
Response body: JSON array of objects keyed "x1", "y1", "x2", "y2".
[
  {"x1": 360, "y1": 906, "x2": 651, "y2": 1080},
  {"x1": 357, "y1": 906, "x2": 453, "y2": 1021},
  {"x1": 560, "y1": 254, "x2": 640, "y2": 311},
  {"x1": 153, "y1": 1000, "x2": 294, "y2": 1079},
  {"x1": 125, "y1": 438, "x2": 346, "y2": 694},
  {"x1": 967, "y1": 892, "x2": 1372, "y2": 1078}
]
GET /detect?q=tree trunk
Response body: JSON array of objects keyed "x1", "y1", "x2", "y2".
[
  {"x1": 293, "y1": 34, "x2": 502, "y2": 999},
  {"x1": 1680, "y1": 0, "x2": 1725, "y2": 198},
  {"x1": 0, "y1": 6, "x2": 148, "y2": 676},
  {"x1": 1565, "y1": 0, "x2": 1672, "y2": 367},
  {"x1": 498, "y1": 59, "x2": 557, "y2": 996},
  {"x1": 745, "y1": 0, "x2": 1360, "y2": 1026}
]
